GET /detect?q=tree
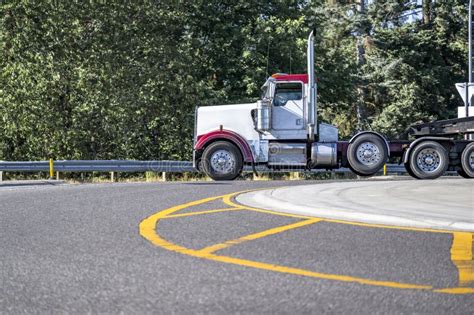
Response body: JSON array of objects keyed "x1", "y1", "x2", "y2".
[{"x1": 0, "y1": 0, "x2": 469, "y2": 162}]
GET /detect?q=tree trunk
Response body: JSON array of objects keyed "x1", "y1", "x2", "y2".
[
  {"x1": 356, "y1": 0, "x2": 367, "y2": 131},
  {"x1": 423, "y1": 0, "x2": 431, "y2": 25}
]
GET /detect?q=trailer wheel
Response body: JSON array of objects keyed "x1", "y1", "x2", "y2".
[
  {"x1": 201, "y1": 141, "x2": 243, "y2": 181},
  {"x1": 347, "y1": 134, "x2": 388, "y2": 176},
  {"x1": 408, "y1": 141, "x2": 448, "y2": 179},
  {"x1": 459, "y1": 142, "x2": 474, "y2": 178}
]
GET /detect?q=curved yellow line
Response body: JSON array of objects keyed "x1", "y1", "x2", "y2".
[{"x1": 139, "y1": 192, "x2": 433, "y2": 291}]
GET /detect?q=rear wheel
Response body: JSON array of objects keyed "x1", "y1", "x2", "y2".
[
  {"x1": 404, "y1": 162, "x2": 419, "y2": 179},
  {"x1": 202, "y1": 141, "x2": 243, "y2": 181},
  {"x1": 458, "y1": 169, "x2": 470, "y2": 178},
  {"x1": 408, "y1": 141, "x2": 448, "y2": 179},
  {"x1": 459, "y1": 142, "x2": 474, "y2": 178},
  {"x1": 347, "y1": 134, "x2": 388, "y2": 176}
]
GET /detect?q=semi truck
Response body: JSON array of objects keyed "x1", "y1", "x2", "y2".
[{"x1": 193, "y1": 31, "x2": 474, "y2": 181}]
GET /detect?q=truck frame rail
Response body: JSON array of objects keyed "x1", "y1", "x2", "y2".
[{"x1": 408, "y1": 116, "x2": 474, "y2": 137}]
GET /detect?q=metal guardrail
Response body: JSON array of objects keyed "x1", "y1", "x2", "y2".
[
  {"x1": 0, "y1": 160, "x2": 407, "y2": 174},
  {"x1": 0, "y1": 160, "x2": 195, "y2": 173}
]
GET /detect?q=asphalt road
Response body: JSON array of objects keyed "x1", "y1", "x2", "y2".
[{"x1": 1, "y1": 179, "x2": 473, "y2": 313}]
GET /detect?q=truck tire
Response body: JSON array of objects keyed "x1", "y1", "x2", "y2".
[
  {"x1": 408, "y1": 141, "x2": 448, "y2": 179},
  {"x1": 458, "y1": 169, "x2": 470, "y2": 178},
  {"x1": 347, "y1": 134, "x2": 388, "y2": 176},
  {"x1": 404, "y1": 162, "x2": 419, "y2": 179},
  {"x1": 201, "y1": 141, "x2": 243, "y2": 181},
  {"x1": 459, "y1": 142, "x2": 474, "y2": 178}
]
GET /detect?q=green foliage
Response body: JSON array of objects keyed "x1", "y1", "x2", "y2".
[
  {"x1": 362, "y1": 0, "x2": 467, "y2": 137},
  {"x1": 0, "y1": 0, "x2": 469, "y2": 161}
]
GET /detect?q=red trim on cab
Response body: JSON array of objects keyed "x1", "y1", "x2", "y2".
[
  {"x1": 273, "y1": 74, "x2": 308, "y2": 84},
  {"x1": 195, "y1": 130, "x2": 254, "y2": 163}
]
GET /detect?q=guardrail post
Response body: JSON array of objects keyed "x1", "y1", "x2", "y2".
[
  {"x1": 253, "y1": 173, "x2": 269, "y2": 181},
  {"x1": 289, "y1": 172, "x2": 300, "y2": 180},
  {"x1": 49, "y1": 159, "x2": 54, "y2": 179}
]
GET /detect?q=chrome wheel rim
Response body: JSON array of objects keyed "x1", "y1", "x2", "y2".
[
  {"x1": 416, "y1": 148, "x2": 442, "y2": 173},
  {"x1": 356, "y1": 142, "x2": 381, "y2": 166},
  {"x1": 210, "y1": 149, "x2": 235, "y2": 174}
]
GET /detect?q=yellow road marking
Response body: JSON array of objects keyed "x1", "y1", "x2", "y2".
[
  {"x1": 139, "y1": 190, "x2": 474, "y2": 295},
  {"x1": 320, "y1": 218, "x2": 458, "y2": 234},
  {"x1": 222, "y1": 194, "x2": 316, "y2": 220},
  {"x1": 162, "y1": 208, "x2": 240, "y2": 219},
  {"x1": 139, "y1": 196, "x2": 432, "y2": 291},
  {"x1": 198, "y1": 218, "x2": 321, "y2": 254},
  {"x1": 208, "y1": 254, "x2": 432, "y2": 290},
  {"x1": 450, "y1": 232, "x2": 474, "y2": 287},
  {"x1": 434, "y1": 287, "x2": 474, "y2": 294},
  {"x1": 433, "y1": 288, "x2": 474, "y2": 294}
]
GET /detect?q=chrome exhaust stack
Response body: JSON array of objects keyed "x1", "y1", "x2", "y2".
[{"x1": 307, "y1": 30, "x2": 317, "y2": 142}]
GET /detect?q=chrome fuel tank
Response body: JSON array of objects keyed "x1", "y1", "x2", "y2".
[
  {"x1": 268, "y1": 142, "x2": 306, "y2": 166},
  {"x1": 311, "y1": 142, "x2": 337, "y2": 168},
  {"x1": 256, "y1": 100, "x2": 271, "y2": 131}
]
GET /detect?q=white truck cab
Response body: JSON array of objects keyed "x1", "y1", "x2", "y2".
[
  {"x1": 193, "y1": 31, "x2": 474, "y2": 181},
  {"x1": 193, "y1": 31, "x2": 389, "y2": 180}
]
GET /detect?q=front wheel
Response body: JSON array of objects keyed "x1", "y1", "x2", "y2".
[
  {"x1": 347, "y1": 134, "x2": 388, "y2": 176},
  {"x1": 201, "y1": 141, "x2": 243, "y2": 181},
  {"x1": 408, "y1": 141, "x2": 448, "y2": 179}
]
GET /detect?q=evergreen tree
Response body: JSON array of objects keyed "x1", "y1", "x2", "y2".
[{"x1": 0, "y1": 0, "x2": 469, "y2": 161}]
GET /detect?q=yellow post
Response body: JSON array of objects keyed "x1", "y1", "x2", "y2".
[
  {"x1": 383, "y1": 164, "x2": 387, "y2": 176},
  {"x1": 49, "y1": 159, "x2": 54, "y2": 179}
]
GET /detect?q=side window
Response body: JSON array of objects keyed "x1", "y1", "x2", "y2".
[{"x1": 273, "y1": 82, "x2": 302, "y2": 106}]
